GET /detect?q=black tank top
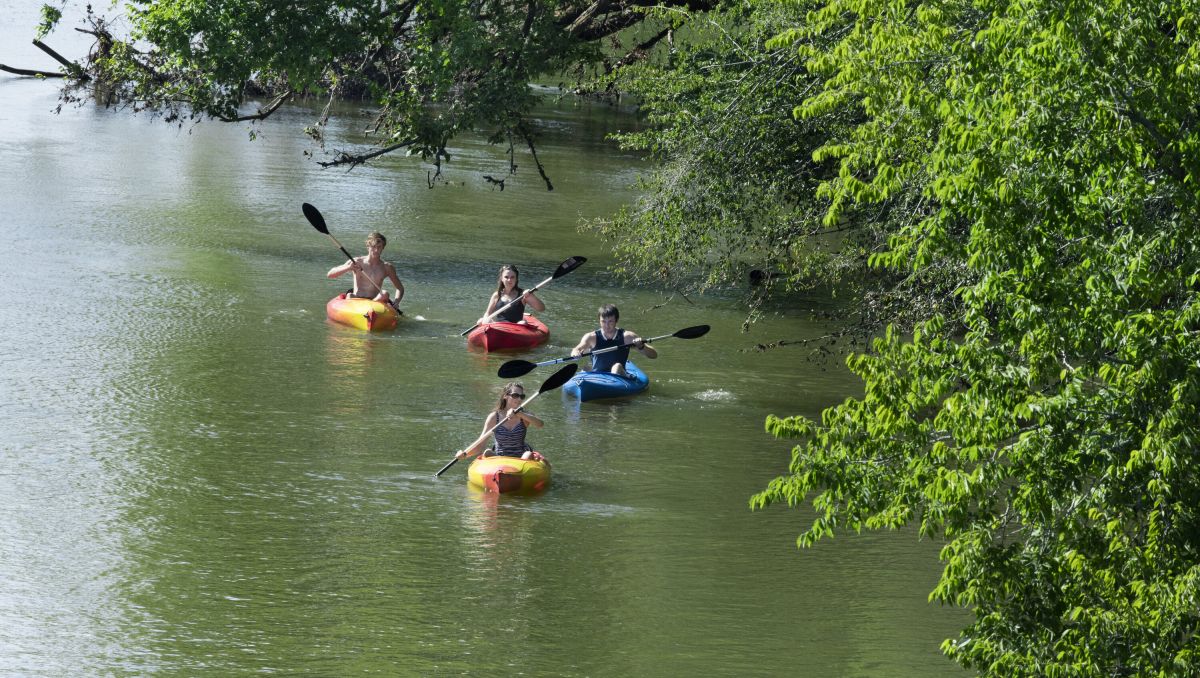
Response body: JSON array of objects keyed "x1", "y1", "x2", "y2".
[
  {"x1": 591, "y1": 329, "x2": 628, "y2": 372},
  {"x1": 494, "y1": 290, "x2": 525, "y2": 323}
]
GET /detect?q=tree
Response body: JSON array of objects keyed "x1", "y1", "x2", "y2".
[
  {"x1": 36, "y1": 0, "x2": 714, "y2": 182},
  {"x1": 39, "y1": 1, "x2": 950, "y2": 334},
  {"x1": 752, "y1": 0, "x2": 1200, "y2": 673},
  {"x1": 585, "y1": 1, "x2": 965, "y2": 333}
]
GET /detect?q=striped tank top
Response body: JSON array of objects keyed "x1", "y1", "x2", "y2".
[{"x1": 491, "y1": 415, "x2": 529, "y2": 456}]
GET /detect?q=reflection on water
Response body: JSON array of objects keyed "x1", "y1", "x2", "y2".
[{"x1": 322, "y1": 326, "x2": 384, "y2": 416}]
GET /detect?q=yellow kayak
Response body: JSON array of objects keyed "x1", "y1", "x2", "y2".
[
  {"x1": 325, "y1": 293, "x2": 399, "y2": 331},
  {"x1": 467, "y1": 455, "x2": 551, "y2": 494}
]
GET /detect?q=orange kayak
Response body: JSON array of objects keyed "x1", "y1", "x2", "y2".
[
  {"x1": 325, "y1": 293, "x2": 400, "y2": 331},
  {"x1": 467, "y1": 455, "x2": 551, "y2": 493}
]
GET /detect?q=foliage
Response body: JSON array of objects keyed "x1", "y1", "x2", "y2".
[
  {"x1": 37, "y1": 4, "x2": 64, "y2": 40},
  {"x1": 42, "y1": 0, "x2": 712, "y2": 177},
  {"x1": 587, "y1": 3, "x2": 840, "y2": 299},
  {"x1": 586, "y1": 1, "x2": 966, "y2": 331},
  {"x1": 752, "y1": 0, "x2": 1200, "y2": 673}
]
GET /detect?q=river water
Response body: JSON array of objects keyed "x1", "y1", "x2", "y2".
[{"x1": 0, "y1": 7, "x2": 967, "y2": 676}]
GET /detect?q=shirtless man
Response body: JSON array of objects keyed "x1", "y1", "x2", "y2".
[
  {"x1": 570, "y1": 304, "x2": 657, "y2": 377},
  {"x1": 326, "y1": 232, "x2": 405, "y2": 307}
]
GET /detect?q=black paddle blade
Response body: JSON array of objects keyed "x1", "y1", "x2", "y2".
[
  {"x1": 302, "y1": 202, "x2": 329, "y2": 234},
  {"x1": 498, "y1": 359, "x2": 537, "y2": 379},
  {"x1": 673, "y1": 324, "x2": 711, "y2": 339},
  {"x1": 552, "y1": 255, "x2": 587, "y2": 278},
  {"x1": 538, "y1": 364, "x2": 578, "y2": 393}
]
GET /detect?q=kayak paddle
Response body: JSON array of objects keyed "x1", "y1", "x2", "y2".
[
  {"x1": 435, "y1": 363, "x2": 579, "y2": 477},
  {"x1": 458, "y1": 255, "x2": 587, "y2": 336},
  {"x1": 302, "y1": 202, "x2": 402, "y2": 314},
  {"x1": 496, "y1": 324, "x2": 711, "y2": 378}
]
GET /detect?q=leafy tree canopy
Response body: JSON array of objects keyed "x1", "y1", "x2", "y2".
[
  {"x1": 37, "y1": 0, "x2": 712, "y2": 178},
  {"x1": 585, "y1": 0, "x2": 965, "y2": 330},
  {"x1": 751, "y1": 0, "x2": 1200, "y2": 673}
]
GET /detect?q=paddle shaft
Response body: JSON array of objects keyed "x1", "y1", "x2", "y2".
[
  {"x1": 496, "y1": 325, "x2": 709, "y2": 378},
  {"x1": 541, "y1": 331, "x2": 671, "y2": 368}
]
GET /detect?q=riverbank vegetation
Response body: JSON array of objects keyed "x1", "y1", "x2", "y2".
[{"x1": 31, "y1": 0, "x2": 1200, "y2": 674}]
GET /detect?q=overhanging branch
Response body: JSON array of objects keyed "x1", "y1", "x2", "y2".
[
  {"x1": 318, "y1": 140, "x2": 415, "y2": 169},
  {"x1": 219, "y1": 88, "x2": 292, "y2": 122},
  {"x1": 609, "y1": 27, "x2": 671, "y2": 71},
  {"x1": 0, "y1": 63, "x2": 65, "y2": 78},
  {"x1": 518, "y1": 124, "x2": 554, "y2": 191}
]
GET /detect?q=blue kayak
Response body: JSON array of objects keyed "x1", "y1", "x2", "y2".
[{"x1": 564, "y1": 361, "x2": 649, "y2": 401}]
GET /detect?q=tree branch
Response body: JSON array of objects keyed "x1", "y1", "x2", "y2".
[
  {"x1": 319, "y1": 141, "x2": 415, "y2": 169},
  {"x1": 561, "y1": 0, "x2": 717, "y2": 41},
  {"x1": 218, "y1": 88, "x2": 292, "y2": 122},
  {"x1": 32, "y1": 39, "x2": 88, "y2": 80},
  {"x1": 521, "y1": 0, "x2": 539, "y2": 44},
  {"x1": 518, "y1": 124, "x2": 554, "y2": 191},
  {"x1": 566, "y1": 0, "x2": 607, "y2": 36},
  {"x1": 609, "y1": 27, "x2": 671, "y2": 71},
  {"x1": 0, "y1": 63, "x2": 65, "y2": 78}
]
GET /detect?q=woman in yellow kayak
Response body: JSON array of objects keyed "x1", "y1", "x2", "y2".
[{"x1": 454, "y1": 382, "x2": 545, "y2": 462}]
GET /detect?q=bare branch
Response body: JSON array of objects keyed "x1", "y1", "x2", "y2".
[
  {"x1": 566, "y1": 0, "x2": 606, "y2": 36},
  {"x1": 218, "y1": 88, "x2": 292, "y2": 122},
  {"x1": 742, "y1": 338, "x2": 812, "y2": 352},
  {"x1": 32, "y1": 40, "x2": 88, "y2": 80},
  {"x1": 518, "y1": 124, "x2": 554, "y2": 191},
  {"x1": 609, "y1": 27, "x2": 671, "y2": 71},
  {"x1": 318, "y1": 141, "x2": 415, "y2": 169},
  {"x1": 0, "y1": 63, "x2": 65, "y2": 78}
]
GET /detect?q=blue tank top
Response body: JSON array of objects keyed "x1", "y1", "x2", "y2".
[
  {"x1": 493, "y1": 290, "x2": 525, "y2": 323},
  {"x1": 491, "y1": 416, "x2": 528, "y2": 456},
  {"x1": 590, "y1": 328, "x2": 628, "y2": 373}
]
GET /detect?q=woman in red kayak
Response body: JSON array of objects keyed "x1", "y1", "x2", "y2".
[
  {"x1": 477, "y1": 264, "x2": 545, "y2": 325},
  {"x1": 453, "y1": 383, "x2": 545, "y2": 463}
]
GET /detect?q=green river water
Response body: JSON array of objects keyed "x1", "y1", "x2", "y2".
[{"x1": 0, "y1": 8, "x2": 968, "y2": 676}]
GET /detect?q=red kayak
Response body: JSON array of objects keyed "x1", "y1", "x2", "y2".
[{"x1": 466, "y1": 315, "x2": 549, "y2": 351}]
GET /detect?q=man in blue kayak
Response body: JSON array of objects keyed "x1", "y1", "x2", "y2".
[{"x1": 570, "y1": 304, "x2": 657, "y2": 377}]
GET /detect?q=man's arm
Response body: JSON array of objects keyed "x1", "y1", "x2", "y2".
[
  {"x1": 384, "y1": 263, "x2": 405, "y2": 302},
  {"x1": 627, "y1": 332, "x2": 658, "y2": 359},
  {"x1": 571, "y1": 332, "x2": 594, "y2": 357},
  {"x1": 327, "y1": 258, "x2": 359, "y2": 278}
]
